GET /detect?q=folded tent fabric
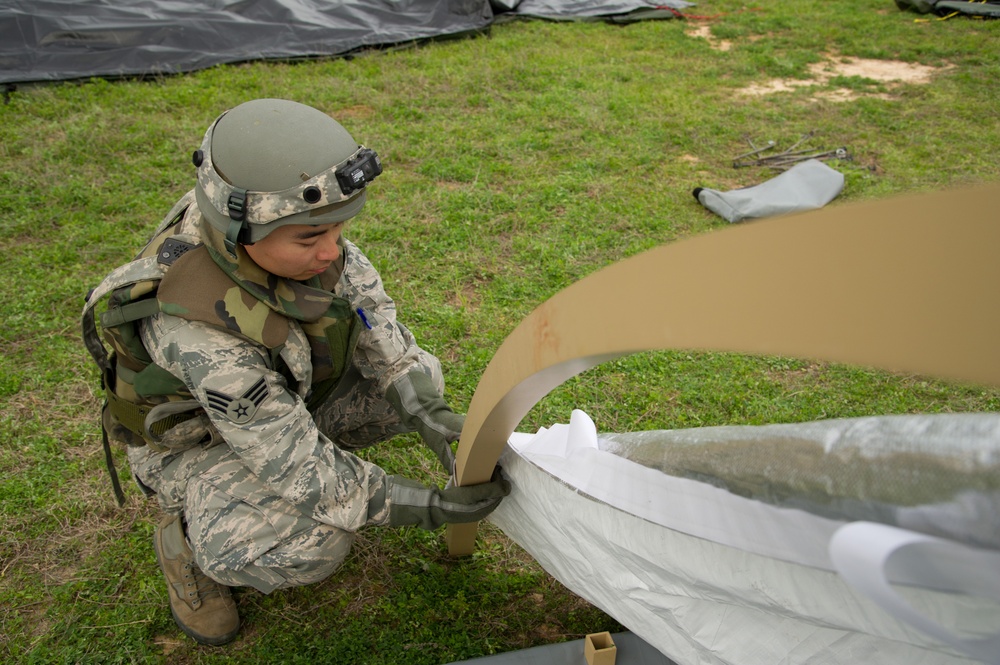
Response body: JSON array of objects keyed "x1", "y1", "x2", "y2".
[{"x1": 0, "y1": 0, "x2": 696, "y2": 85}]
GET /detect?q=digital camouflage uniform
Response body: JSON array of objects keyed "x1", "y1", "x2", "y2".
[
  {"x1": 112, "y1": 193, "x2": 454, "y2": 593},
  {"x1": 82, "y1": 100, "x2": 510, "y2": 647}
]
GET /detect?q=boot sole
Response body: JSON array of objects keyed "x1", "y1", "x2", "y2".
[{"x1": 169, "y1": 605, "x2": 241, "y2": 647}]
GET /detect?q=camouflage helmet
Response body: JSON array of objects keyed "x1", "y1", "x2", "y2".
[{"x1": 192, "y1": 98, "x2": 382, "y2": 254}]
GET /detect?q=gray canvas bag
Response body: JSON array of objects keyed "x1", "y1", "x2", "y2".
[{"x1": 694, "y1": 159, "x2": 845, "y2": 223}]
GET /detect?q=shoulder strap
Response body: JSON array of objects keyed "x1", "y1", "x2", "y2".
[
  {"x1": 82, "y1": 256, "x2": 165, "y2": 375},
  {"x1": 81, "y1": 198, "x2": 198, "y2": 373}
]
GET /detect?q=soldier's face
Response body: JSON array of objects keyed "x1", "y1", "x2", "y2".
[{"x1": 244, "y1": 221, "x2": 344, "y2": 281}]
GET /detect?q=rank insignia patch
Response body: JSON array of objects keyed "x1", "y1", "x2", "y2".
[{"x1": 205, "y1": 377, "x2": 270, "y2": 424}]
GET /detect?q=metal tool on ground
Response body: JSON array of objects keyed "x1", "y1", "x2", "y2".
[{"x1": 733, "y1": 132, "x2": 851, "y2": 170}]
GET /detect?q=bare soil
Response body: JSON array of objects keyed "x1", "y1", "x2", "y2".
[{"x1": 686, "y1": 26, "x2": 950, "y2": 101}]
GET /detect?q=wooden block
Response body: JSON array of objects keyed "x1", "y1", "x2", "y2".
[
  {"x1": 445, "y1": 522, "x2": 478, "y2": 557},
  {"x1": 585, "y1": 632, "x2": 617, "y2": 665}
]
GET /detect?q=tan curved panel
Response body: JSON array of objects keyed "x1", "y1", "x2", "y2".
[{"x1": 447, "y1": 182, "x2": 1000, "y2": 555}]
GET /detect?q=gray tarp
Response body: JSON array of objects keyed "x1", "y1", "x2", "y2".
[
  {"x1": 506, "y1": 0, "x2": 691, "y2": 20},
  {"x1": 0, "y1": 0, "x2": 494, "y2": 85},
  {"x1": 0, "y1": 0, "x2": 692, "y2": 85}
]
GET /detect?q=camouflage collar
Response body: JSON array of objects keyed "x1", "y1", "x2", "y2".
[{"x1": 196, "y1": 211, "x2": 337, "y2": 323}]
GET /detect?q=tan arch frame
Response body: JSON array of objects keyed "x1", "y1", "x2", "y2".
[{"x1": 447, "y1": 182, "x2": 1000, "y2": 555}]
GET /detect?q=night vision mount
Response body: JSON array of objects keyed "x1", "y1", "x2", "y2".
[{"x1": 336, "y1": 148, "x2": 382, "y2": 195}]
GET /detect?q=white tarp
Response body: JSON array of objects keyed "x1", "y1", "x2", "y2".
[{"x1": 488, "y1": 410, "x2": 1000, "y2": 665}]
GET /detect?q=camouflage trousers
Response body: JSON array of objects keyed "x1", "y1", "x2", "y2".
[{"x1": 127, "y1": 350, "x2": 444, "y2": 594}]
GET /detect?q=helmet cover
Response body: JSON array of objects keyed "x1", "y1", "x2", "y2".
[{"x1": 193, "y1": 99, "x2": 382, "y2": 252}]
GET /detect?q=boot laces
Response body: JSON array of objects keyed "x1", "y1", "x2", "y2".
[{"x1": 181, "y1": 560, "x2": 230, "y2": 608}]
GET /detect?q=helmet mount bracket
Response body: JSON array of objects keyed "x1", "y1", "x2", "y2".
[{"x1": 224, "y1": 187, "x2": 249, "y2": 255}]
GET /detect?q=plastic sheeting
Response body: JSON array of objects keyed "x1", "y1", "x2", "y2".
[
  {"x1": 488, "y1": 410, "x2": 1000, "y2": 665},
  {"x1": 0, "y1": 0, "x2": 493, "y2": 85},
  {"x1": 503, "y1": 0, "x2": 691, "y2": 21},
  {"x1": 0, "y1": 0, "x2": 692, "y2": 85}
]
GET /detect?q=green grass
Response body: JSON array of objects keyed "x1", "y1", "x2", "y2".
[{"x1": 2, "y1": 1, "x2": 1000, "y2": 662}]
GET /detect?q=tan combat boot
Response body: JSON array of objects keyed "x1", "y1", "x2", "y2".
[{"x1": 154, "y1": 514, "x2": 240, "y2": 646}]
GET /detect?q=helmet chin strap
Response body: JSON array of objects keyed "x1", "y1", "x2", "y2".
[{"x1": 224, "y1": 218, "x2": 243, "y2": 257}]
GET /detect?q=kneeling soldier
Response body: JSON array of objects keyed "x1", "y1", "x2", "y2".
[{"x1": 83, "y1": 99, "x2": 508, "y2": 645}]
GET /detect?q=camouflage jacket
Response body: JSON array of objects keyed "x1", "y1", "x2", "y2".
[{"x1": 86, "y1": 191, "x2": 438, "y2": 530}]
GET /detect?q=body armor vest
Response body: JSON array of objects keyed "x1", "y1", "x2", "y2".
[{"x1": 83, "y1": 194, "x2": 359, "y2": 502}]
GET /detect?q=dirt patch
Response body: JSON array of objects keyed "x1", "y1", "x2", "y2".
[
  {"x1": 740, "y1": 56, "x2": 951, "y2": 102},
  {"x1": 810, "y1": 58, "x2": 941, "y2": 85},
  {"x1": 740, "y1": 79, "x2": 810, "y2": 96},
  {"x1": 684, "y1": 27, "x2": 949, "y2": 101},
  {"x1": 686, "y1": 25, "x2": 732, "y2": 52}
]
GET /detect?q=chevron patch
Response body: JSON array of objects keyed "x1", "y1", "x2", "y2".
[{"x1": 205, "y1": 377, "x2": 270, "y2": 424}]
